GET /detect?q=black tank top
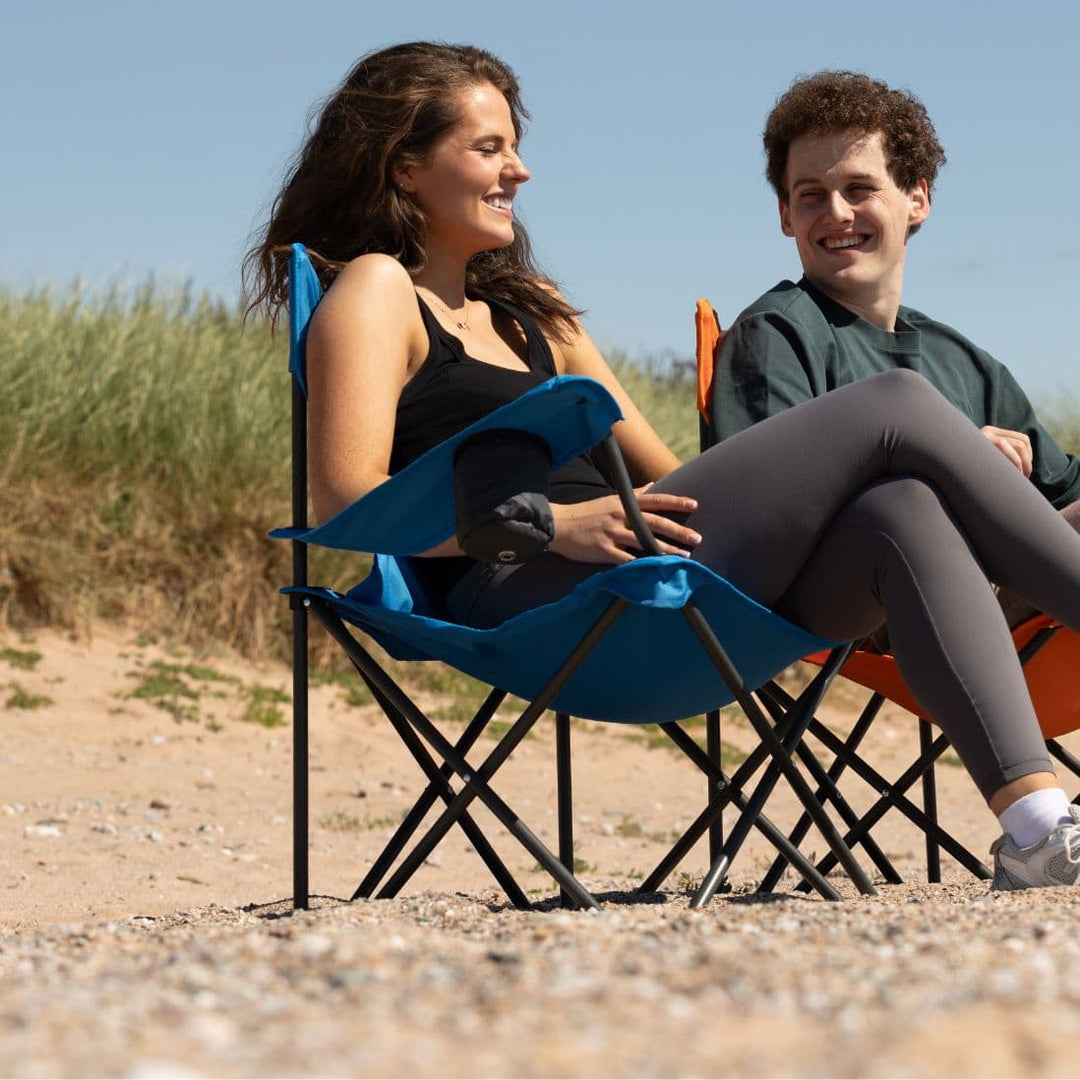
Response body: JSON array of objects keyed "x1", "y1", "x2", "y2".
[
  {"x1": 392, "y1": 294, "x2": 616, "y2": 606},
  {"x1": 391, "y1": 294, "x2": 615, "y2": 502}
]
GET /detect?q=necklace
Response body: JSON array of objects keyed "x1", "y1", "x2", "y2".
[{"x1": 421, "y1": 289, "x2": 471, "y2": 331}]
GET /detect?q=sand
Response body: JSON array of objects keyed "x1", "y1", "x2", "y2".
[{"x1": 2, "y1": 624, "x2": 1079, "y2": 1078}]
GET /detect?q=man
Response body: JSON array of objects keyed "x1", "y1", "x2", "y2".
[{"x1": 711, "y1": 70, "x2": 1080, "y2": 626}]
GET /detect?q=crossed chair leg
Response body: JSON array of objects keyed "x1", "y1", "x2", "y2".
[
  {"x1": 618, "y1": 643, "x2": 879, "y2": 906},
  {"x1": 298, "y1": 596, "x2": 880, "y2": 911},
  {"x1": 756, "y1": 623, "x2": 1080, "y2": 892},
  {"x1": 310, "y1": 595, "x2": 613, "y2": 911},
  {"x1": 759, "y1": 683, "x2": 992, "y2": 890}
]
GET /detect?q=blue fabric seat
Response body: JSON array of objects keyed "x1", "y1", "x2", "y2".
[{"x1": 275, "y1": 245, "x2": 873, "y2": 911}]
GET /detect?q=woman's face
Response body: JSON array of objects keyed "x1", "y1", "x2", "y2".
[{"x1": 396, "y1": 82, "x2": 530, "y2": 260}]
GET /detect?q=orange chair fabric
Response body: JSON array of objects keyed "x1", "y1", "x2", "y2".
[
  {"x1": 695, "y1": 299, "x2": 723, "y2": 425},
  {"x1": 805, "y1": 616, "x2": 1080, "y2": 740}
]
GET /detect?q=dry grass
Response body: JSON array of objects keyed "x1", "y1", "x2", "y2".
[
  {"x1": 2, "y1": 281, "x2": 1075, "y2": 669},
  {"x1": 0, "y1": 282, "x2": 360, "y2": 663}
]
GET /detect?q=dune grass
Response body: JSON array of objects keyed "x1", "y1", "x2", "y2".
[
  {"x1": 0, "y1": 282, "x2": 698, "y2": 664},
  {"x1": 2, "y1": 281, "x2": 1076, "y2": 668},
  {"x1": 0, "y1": 281, "x2": 359, "y2": 661}
]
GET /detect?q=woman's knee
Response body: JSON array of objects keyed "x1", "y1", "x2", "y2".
[
  {"x1": 842, "y1": 476, "x2": 951, "y2": 538},
  {"x1": 871, "y1": 367, "x2": 934, "y2": 393},
  {"x1": 842, "y1": 368, "x2": 967, "y2": 455},
  {"x1": 854, "y1": 367, "x2": 941, "y2": 414}
]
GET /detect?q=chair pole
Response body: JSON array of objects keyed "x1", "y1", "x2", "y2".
[
  {"x1": 758, "y1": 690, "x2": 902, "y2": 891},
  {"x1": 290, "y1": 378, "x2": 309, "y2": 911},
  {"x1": 351, "y1": 685, "x2": 511, "y2": 900},
  {"x1": 919, "y1": 719, "x2": 941, "y2": 882},
  {"x1": 1048, "y1": 739, "x2": 1080, "y2": 801},
  {"x1": 643, "y1": 721, "x2": 843, "y2": 899},
  {"x1": 371, "y1": 600, "x2": 631, "y2": 910},
  {"x1": 556, "y1": 713, "x2": 575, "y2": 909},
  {"x1": 680, "y1": 619, "x2": 877, "y2": 901},
  {"x1": 805, "y1": 719, "x2": 991, "y2": 880},
  {"x1": 706, "y1": 710, "x2": 723, "y2": 863}
]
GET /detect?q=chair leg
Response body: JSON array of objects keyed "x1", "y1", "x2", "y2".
[
  {"x1": 352, "y1": 686, "x2": 524, "y2": 905},
  {"x1": 312, "y1": 601, "x2": 558, "y2": 908},
  {"x1": 690, "y1": 661, "x2": 872, "y2": 905},
  {"x1": 804, "y1": 719, "x2": 991, "y2": 881},
  {"x1": 292, "y1": 597, "x2": 309, "y2": 911},
  {"x1": 556, "y1": 712, "x2": 576, "y2": 909},
  {"x1": 758, "y1": 689, "x2": 902, "y2": 892},
  {"x1": 1047, "y1": 738, "x2": 1080, "y2": 802},
  {"x1": 639, "y1": 720, "x2": 842, "y2": 899},
  {"x1": 693, "y1": 753, "x2": 841, "y2": 905},
  {"x1": 365, "y1": 599, "x2": 634, "y2": 911},
  {"x1": 758, "y1": 692, "x2": 883, "y2": 898},
  {"x1": 374, "y1": 697, "x2": 596, "y2": 909},
  {"x1": 677, "y1": 618, "x2": 876, "y2": 904},
  {"x1": 706, "y1": 710, "x2": 723, "y2": 864},
  {"x1": 919, "y1": 719, "x2": 942, "y2": 883},
  {"x1": 759, "y1": 679, "x2": 986, "y2": 885},
  {"x1": 641, "y1": 653, "x2": 877, "y2": 901}
]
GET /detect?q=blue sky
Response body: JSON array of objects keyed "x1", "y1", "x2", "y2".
[{"x1": 5, "y1": 0, "x2": 1078, "y2": 399}]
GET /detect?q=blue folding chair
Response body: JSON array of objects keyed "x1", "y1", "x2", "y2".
[{"x1": 273, "y1": 245, "x2": 875, "y2": 911}]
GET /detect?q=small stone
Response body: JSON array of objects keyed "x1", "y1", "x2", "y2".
[{"x1": 25, "y1": 824, "x2": 62, "y2": 838}]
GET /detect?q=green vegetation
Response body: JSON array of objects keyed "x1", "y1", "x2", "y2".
[
  {"x1": 626, "y1": 721, "x2": 749, "y2": 765},
  {"x1": 0, "y1": 281, "x2": 362, "y2": 664},
  {"x1": 240, "y1": 683, "x2": 291, "y2": 728},
  {"x1": 0, "y1": 647, "x2": 42, "y2": 671},
  {"x1": 3, "y1": 280, "x2": 1077, "y2": 713},
  {"x1": 0, "y1": 282, "x2": 704, "y2": 667},
  {"x1": 4, "y1": 682, "x2": 53, "y2": 710},
  {"x1": 126, "y1": 662, "x2": 204, "y2": 723},
  {"x1": 317, "y1": 808, "x2": 402, "y2": 832},
  {"x1": 614, "y1": 816, "x2": 679, "y2": 844},
  {"x1": 121, "y1": 657, "x2": 289, "y2": 728}
]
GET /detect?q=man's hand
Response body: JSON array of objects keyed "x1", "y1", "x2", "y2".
[{"x1": 980, "y1": 426, "x2": 1033, "y2": 477}]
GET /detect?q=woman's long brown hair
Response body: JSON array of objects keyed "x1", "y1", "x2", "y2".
[{"x1": 244, "y1": 42, "x2": 580, "y2": 338}]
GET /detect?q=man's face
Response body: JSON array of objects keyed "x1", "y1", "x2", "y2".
[{"x1": 779, "y1": 130, "x2": 929, "y2": 319}]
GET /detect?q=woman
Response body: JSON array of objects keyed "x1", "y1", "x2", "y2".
[{"x1": 246, "y1": 42, "x2": 1080, "y2": 890}]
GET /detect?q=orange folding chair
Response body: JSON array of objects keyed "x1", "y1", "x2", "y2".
[{"x1": 695, "y1": 298, "x2": 1080, "y2": 887}]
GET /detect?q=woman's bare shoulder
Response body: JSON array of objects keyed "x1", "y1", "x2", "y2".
[
  {"x1": 326, "y1": 253, "x2": 416, "y2": 305},
  {"x1": 309, "y1": 253, "x2": 422, "y2": 352}
]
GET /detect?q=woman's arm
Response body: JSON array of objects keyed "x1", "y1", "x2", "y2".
[
  {"x1": 305, "y1": 254, "x2": 425, "y2": 522},
  {"x1": 553, "y1": 316, "x2": 682, "y2": 483},
  {"x1": 306, "y1": 254, "x2": 464, "y2": 557},
  {"x1": 545, "y1": 313, "x2": 701, "y2": 563}
]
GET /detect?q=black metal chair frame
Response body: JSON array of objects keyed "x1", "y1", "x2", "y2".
[
  {"x1": 286, "y1": 377, "x2": 878, "y2": 912},
  {"x1": 756, "y1": 623, "x2": 1080, "y2": 892}
]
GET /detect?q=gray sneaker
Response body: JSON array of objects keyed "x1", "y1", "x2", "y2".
[{"x1": 991, "y1": 803, "x2": 1080, "y2": 890}]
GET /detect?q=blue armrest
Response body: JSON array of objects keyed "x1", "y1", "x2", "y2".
[{"x1": 271, "y1": 374, "x2": 622, "y2": 555}]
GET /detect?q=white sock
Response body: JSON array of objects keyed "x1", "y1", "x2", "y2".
[{"x1": 998, "y1": 787, "x2": 1073, "y2": 848}]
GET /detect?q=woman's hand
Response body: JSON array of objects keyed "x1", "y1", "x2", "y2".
[{"x1": 549, "y1": 489, "x2": 701, "y2": 564}]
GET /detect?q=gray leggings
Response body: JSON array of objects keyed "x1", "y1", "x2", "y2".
[{"x1": 446, "y1": 370, "x2": 1080, "y2": 801}]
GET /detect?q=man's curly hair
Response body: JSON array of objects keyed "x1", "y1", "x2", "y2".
[{"x1": 764, "y1": 71, "x2": 946, "y2": 201}]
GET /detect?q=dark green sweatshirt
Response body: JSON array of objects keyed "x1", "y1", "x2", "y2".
[{"x1": 711, "y1": 278, "x2": 1080, "y2": 509}]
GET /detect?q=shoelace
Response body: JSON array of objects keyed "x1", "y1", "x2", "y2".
[{"x1": 1066, "y1": 827, "x2": 1080, "y2": 866}]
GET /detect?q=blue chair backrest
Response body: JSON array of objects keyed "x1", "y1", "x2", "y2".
[{"x1": 288, "y1": 243, "x2": 323, "y2": 399}]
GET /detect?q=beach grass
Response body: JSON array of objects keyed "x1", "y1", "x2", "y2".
[{"x1": 2, "y1": 280, "x2": 1076, "y2": 669}]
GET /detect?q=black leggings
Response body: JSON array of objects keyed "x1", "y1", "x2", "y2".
[{"x1": 446, "y1": 370, "x2": 1080, "y2": 801}]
